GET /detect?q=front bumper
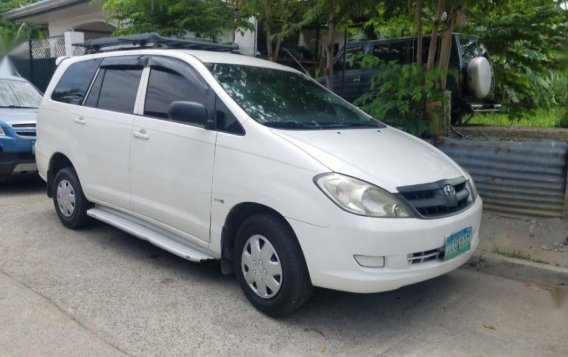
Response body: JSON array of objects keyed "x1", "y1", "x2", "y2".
[
  {"x1": 0, "y1": 139, "x2": 37, "y2": 177},
  {"x1": 289, "y1": 198, "x2": 482, "y2": 293}
]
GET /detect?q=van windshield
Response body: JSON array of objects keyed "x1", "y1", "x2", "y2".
[
  {"x1": 207, "y1": 63, "x2": 384, "y2": 129},
  {"x1": 0, "y1": 79, "x2": 42, "y2": 108}
]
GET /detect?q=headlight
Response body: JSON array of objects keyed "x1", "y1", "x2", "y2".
[
  {"x1": 314, "y1": 173, "x2": 413, "y2": 218},
  {"x1": 462, "y1": 169, "x2": 478, "y2": 201},
  {"x1": 467, "y1": 176, "x2": 478, "y2": 201},
  {"x1": 0, "y1": 126, "x2": 5, "y2": 136}
]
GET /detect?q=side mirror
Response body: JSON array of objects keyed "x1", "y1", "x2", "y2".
[{"x1": 168, "y1": 101, "x2": 210, "y2": 127}]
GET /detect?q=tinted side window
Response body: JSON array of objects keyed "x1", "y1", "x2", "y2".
[
  {"x1": 334, "y1": 46, "x2": 365, "y2": 71},
  {"x1": 144, "y1": 67, "x2": 202, "y2": 119},
  {"x1": 373, "y1": 41, "x2": 409, "y2": 64},
  {"x1": 51, "y1": 59, "x2": 102, "y2": 105},
  {"x1": 96, "y1": 67, "x2": 142, "y2": 114},
  {"x1": 144, "y1": 67, "x2": 200, "y2": 119}
]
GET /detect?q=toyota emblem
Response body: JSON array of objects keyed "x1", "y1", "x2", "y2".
[{"x1": 443, "y1": 184, "x2": 456, "y2": 198}]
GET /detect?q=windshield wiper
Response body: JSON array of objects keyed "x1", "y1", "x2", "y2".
[
  {"x1": 317, "y1": 121, "x2": 383, "y2": 129},
  {"x1": 0, "y1": 105, "x2": 37, "y2": 109},
  {"x1": 264, "y1": 121, "x2": 321, "y2": 129}
]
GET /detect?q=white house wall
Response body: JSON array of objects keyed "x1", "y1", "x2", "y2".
[{"x1": 48, "y1": 10, "x2": 113, "y2": 37}]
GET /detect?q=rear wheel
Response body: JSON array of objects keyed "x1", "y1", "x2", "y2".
[
  {"x1": 234, "y1": 213, "x2": 313, "y2": 317},
  {"x1": 53, "y1": 168, "x2": 91, "y2": 229}
]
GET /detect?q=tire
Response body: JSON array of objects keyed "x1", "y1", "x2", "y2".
[
  {"x1": 53, "y1": 167, "x2": 92, "y2": 229},
  {"x1": 233, "y1": 213, "x2": 313, "y2": 317},
  {"x1": 467, "y1": 56, "x2": 492, "y2": 99}
]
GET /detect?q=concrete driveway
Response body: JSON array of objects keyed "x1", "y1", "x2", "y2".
[{"x1": 1, "y1": 177, "x2": 567, "y2": 356}]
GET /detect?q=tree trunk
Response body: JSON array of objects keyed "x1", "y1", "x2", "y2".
[
  {"x1": 415, "y1": 0, "x2": 423, "y2": 64},
  {"x1": 266, "y1": 27, "x2": 274, "y2": 61},
  {"x1": 324, "y1": 0, "x2": 336, "y2": 90},
  {"x1": 274, "y1": 38, "x2": 282, "y2": 60},
  {"x1": 426, "y1": 0, "x2": 444, "y2": 71},
  {"x1": 437, "y1": 5, "x2": 457, "y2": 90}
]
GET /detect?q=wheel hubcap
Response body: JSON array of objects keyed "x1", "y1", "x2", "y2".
[
  {"x1": 241, "y1": 234, "x2": 282, "y2": 299},
  {"x1": 56, "y1": 179, "x2": 76, "y2": 217}
]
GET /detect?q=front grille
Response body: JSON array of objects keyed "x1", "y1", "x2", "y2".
[
  {"x1": 408, "y1": 248, "x2": 444, "y2": 264},
  {"x1": 398, "y1": 177, "x2": 473, "y2": 218},
  {"x1": 11, "y1": 122, "x2": 36, "y2": 138}
]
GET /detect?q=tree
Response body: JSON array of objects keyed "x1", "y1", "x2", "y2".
[
  {"x1": 356, "y1": 0, "x2": 465, "y2": 136},
  {"x1": 0, "y1": 0, "x2": 39, "y2": 12},
  {"x1": 0, "y1": 1, "x2": 44, "y2": 56},
  {"x1": 236, "y1": 0, "x2": 302, "y2": 61},
  {"x1": 466, "y1": 0, "x2": 568, "y2": 113},
  {"x1": 104, "y1": 0, "x2": 251, "y2": 40},
  {"x1": 290, "y1": 0, "x2": 373, "y2": 89},
  {"x1": 0, "y1": 19, "x2": 43, "y2": 56}
]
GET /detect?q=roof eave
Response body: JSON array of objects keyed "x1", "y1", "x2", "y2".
[{"x1": 2, "y1": 0, "x2": 88, "y2": 21}]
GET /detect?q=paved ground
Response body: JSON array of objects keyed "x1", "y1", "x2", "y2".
[
  {"x1": 479, "y1": 213, "x2": 568, "y2": 268},
  {"x1": 1, "y1": 177, "x2": 567, "y2": 356}
]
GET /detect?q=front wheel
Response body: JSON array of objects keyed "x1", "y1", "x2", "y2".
[
  {"x1": 53, "y1": 167, "x2": 92, "y2": 229},
  {"x1": 234, "y1": 213, "x2": 313, "y2": 317}
]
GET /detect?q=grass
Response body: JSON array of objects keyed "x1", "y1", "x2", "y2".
[
  {"x1": 466, "y1": 107, "x2": 568, "y2": 128},
  {"x1": 494, "y1": 248, "x2": 549, "y2": 265}
]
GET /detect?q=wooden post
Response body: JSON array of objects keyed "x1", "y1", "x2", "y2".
[
  {"x1": 415, "y1": 0, "x2": 423, "y2": 64},
  {"x1": 28, "y1": 39, "x2": 34, "y2": 85},
  {"x1": 341, "y1": 29, "x2": 347, "y2": 92},
  {"x1": 563, "y1": 161, "x2": 568, "y2": 220}
]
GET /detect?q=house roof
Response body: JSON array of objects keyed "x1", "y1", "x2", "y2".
[{"x1": 2, "y1": 0, "x2": 89, "y2": 21}]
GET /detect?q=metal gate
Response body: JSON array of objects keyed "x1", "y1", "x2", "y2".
[{"x1": 7, "y1": 37, "x2": 70, "y2": 92}]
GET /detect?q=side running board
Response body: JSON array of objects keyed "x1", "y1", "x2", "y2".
[{"x1": 87, "y1": 207, "x2": 216, "y2": 262}]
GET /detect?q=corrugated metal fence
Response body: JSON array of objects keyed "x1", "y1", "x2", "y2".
[{"x1": 438, "y1": 139, "x2": 568, "y2": 218}]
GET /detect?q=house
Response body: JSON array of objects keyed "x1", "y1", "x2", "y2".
[
  {"x1": 1, "y1": 0, "x2": 258, "y2": 57},
  {"x1": 2, "y1": 0, "x2": 116, "y2": 56},
  {"x1": 2, "y1": 0, "x2": 356, "y2": 88}
]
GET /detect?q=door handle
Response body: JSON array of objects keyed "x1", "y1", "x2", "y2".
[
  {"x1": 74, "y1": 117, "x2": 86, "y2": 125},
  {"x1": 133, "y1": 129, "x2": 150, "y2": 140},
  {"x1": 352, "y1": 76, "x2": 361, "y2": 83}
]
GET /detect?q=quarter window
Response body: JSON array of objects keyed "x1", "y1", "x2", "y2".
[{"x1": 51, "y1": 59, "x2": 102, "y2": 105}]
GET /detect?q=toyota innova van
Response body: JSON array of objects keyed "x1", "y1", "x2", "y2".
[{"x1": 36, "y1": 34, "x2": 482, "y2": 317}]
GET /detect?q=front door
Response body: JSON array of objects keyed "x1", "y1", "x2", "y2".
[{"x1": 129, "y1": 57, "x2": 217, "y2": 242}]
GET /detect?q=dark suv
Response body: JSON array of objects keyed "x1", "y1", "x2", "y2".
[{"x1": 319, "y1": 33, "x2": 501, "y2": 122}]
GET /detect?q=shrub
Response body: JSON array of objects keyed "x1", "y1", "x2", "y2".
[{"x1": 354, "y1": 57, "x2": 452, "y2": 137}]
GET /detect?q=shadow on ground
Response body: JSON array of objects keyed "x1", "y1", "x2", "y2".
[{"x1": 0, "y1": 175, "x2": 45, "y2": 195}]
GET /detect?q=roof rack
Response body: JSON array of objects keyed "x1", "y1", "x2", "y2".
[{"x1": 78, "y1": 33, "x2": 240, "y2": 54}]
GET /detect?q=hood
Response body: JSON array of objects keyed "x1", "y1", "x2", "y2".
[
  {"x1": 273, "y1": 126, "x2": 464, "y2": 192},
  {"x1": 0, "y1": 108, "x2": 38, "y2": 124}
]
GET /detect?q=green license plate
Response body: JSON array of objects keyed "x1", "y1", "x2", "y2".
[{"x1": 444, "y1": 226, "x2": 473, "y2": 261}]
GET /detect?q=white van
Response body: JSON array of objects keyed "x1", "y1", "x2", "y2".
[{"x1": 36, "y1": 35, "x2": 482, "y2": 317}]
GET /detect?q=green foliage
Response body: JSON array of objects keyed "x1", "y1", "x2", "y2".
[
  {"x1": 236, "y1": 0, "x2": 304, "y2": 60},
  {"x1": 531, "y1": 71, "x2": 568, "y2": 109},
  {"x1": 363, "y1": 1, "x2": 433, "y2": 39},
  {"x1": 469, "y1": 108, "x2": 567, "y2": 128},
  {"x1": 465, "y1": 0, "x2": 568, "y2": 116},
  {"x1": 0, "y1": 0, "x2": 39, "y2": 12},
  {"x1": 0, "y1": 19, "x2": 44, "y2": 56},
  {"x1": 354, "y1": 55, "x2": 452, "y2": 136},
  {"x1": 103, "y1": 0, "x2": 251, "y2": 40}
]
